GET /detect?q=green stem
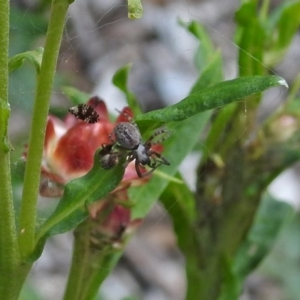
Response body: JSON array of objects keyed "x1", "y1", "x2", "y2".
[
  {"x1": 63, "y1": 222, "x2": 91, "y2": 300},
  {"x1": 18, "y1": 0, "x2": 69, "y2": 259},
  {"x1": 0, "y1": 0, "x2": 20, "y2": 298},
  {"x1": 82, "y1": 252, "x2": 122, "y2": 300},
  {"x1": 259, "y1": 0, "x2": 270, "y2": 21}
]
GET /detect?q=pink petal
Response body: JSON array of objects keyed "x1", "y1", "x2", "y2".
[
  {"x1": 115, "y1": 107, "x2": 133, "y2": 123},
  {"x1": 45, "y1": 116, "x2": 67, "y2": 156},
  {"x1": 51, "y1": 124, "x2": 95, "y2": 180}
]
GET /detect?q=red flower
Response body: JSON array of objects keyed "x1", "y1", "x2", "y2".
[{"x1": 38, "y1": 96, "x2": 149, "y2": 197}]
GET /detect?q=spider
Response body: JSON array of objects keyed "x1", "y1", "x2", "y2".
[
  {"x1": 69, "y1": 103, "x2": 171, "y2": 177},
  {"x1": 99, "y1": 121, "x2": 171, "y2": 178}
]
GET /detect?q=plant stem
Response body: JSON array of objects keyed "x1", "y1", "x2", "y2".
[
  {"x1": 63, "y1": 222, "x2": 91, "y2": 300},
  {"x1": 63, "y1": 218, "x2": 123, "y2": 300},
  {"x1": 0, "y1": 0, "x2": 20, "y2": 298},
  {"x1": 18, "y1": 0, "x2": 69, "y2": 259},
  {"x1": 82, "y1": 252, "x2": 122, "y2": 300},
  {"x1": 259, "y1": 0, "x2": 270, "y2": 21}
]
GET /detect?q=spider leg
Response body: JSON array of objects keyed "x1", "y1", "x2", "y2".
[
  {"x1": 148, "y1": 150, "x2": 170, "y2": 166},
  {"x1": 145, "y1": 128, "x2": 172, "y2": 145},
  {"x1": 115, "y1": 108, "x2": 136, "y2": 126},
  {"x1": 135, "y1": 160, "x2": 159, "y2": 178},
  {"x1": 135, "y1": 159, "x2": 144, "y2": 178}
]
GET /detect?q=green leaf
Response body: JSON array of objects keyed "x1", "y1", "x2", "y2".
[
  {"x1": 112, "y1": 64, "x2": 141, "y2": 115},
  {"x1": 0, "y1": 101, "x2": 11, "y2": 152},
  {"x1": 235, "y1": 2, "x2": 265, "y2": 75},
  {"x1": 9, "y1": 47, "x2": 44, "y2": 73},
  {"x1": 35, "y1": 155, "x2": 125, "y2": 243},
  {"x1": 160, "y1": 173, "x2": 196, "y2": 227},
  {"x1": 233, "y1": 193, "x2": 295, "y2": 281},
  {"x1": 160, "y1": 175, "x2": 204, "y2": 300},
  {"x1": 180, "y1": 20, "x2": 216, "y2": 71},
  {"x1": 62, "y1": 86, "x2": 90, "y2": 105},
  {"x1": 134, "y1": 20, "x2": 223, "y2": 133},
  {"x1": 127, "y1": 0, "x2": 143, "y2": 19},
  {"x1": 275, "y1": 1, "x2": 300, "y2": 51},
  {"x1": 257, "y1": 213, "x2": 300, "y2": 300},
  {"x1": 235, "y1": 1, "x2": 257, "y2": 26},
  {"x1": 265, "y1": 1, "x2": 300, "y2": 66},
  {"x1": 135, "y1": 75, "x2": 287, "y2": 126},
  {"x1": 202, "y1": 102, "x2": 236, "y2": 161}
]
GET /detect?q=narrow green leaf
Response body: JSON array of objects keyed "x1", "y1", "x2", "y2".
[
  {"x1": 135, "y1": 75, "x2": 287, "y2": 125},
  {"x1": 233, "y1": 193, "x2": 294, "y2": 280},
  {"x1": 0, "y1": 101, "x2": 11, "y2": 152},
  {"x1": 180, "y1": 20, "x2": 216, "y2": 71},
  {"x1": 235, "y1": 2, "x2": 265, "y2": 76},
  {"x1": 257, "y1": 213, "x2": 300, "y2": 300},
  {"x1": 35, "y1": 155, "x2": 125, "y2": 242},
  {"x1": 160, "y1": 173, "x2": 196, "y2": 224},
  {"x1": 112, "y1": 64, "x2": 141, "y2": 115},
  {"x1": 276, "y1": 1, "x2": 300, "y2": 51},
  {"x1": 264, "y1": 1, "x2": 300, "y2": 66},
  {"x1": 62, "y1": 86, "x2": 90, "y2": 105},
  {"x1": 202, "y1": 103, "x2": 236, "y2": 161},
  {"x1": 9, "y1": 47, "x2": 44, "y2": 73},
  {"x1": 160, "y1": 175, "x2": 204, "y2": 300},
  {"x1": 127, "y1": 0, "x2": 143, "y2": 19},
  {"x1": 46, "y1": 210, "x2": 87, "y2": 238},
  {"x1": 135, "y1": 22, "x2": 223, "y2": 134}
]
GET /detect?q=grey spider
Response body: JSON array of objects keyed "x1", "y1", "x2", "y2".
[{"x1": 99, "y1": 121, "x2": 171, "y2": 178}]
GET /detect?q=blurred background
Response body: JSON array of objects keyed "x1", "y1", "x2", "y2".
[{"x1": 9, "y1": 0, "x2": 300, "y2": 299}]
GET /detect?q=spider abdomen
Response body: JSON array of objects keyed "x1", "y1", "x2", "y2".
[{"x1": 114, "y1": 122, "x2": 141, "y2": 150}]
